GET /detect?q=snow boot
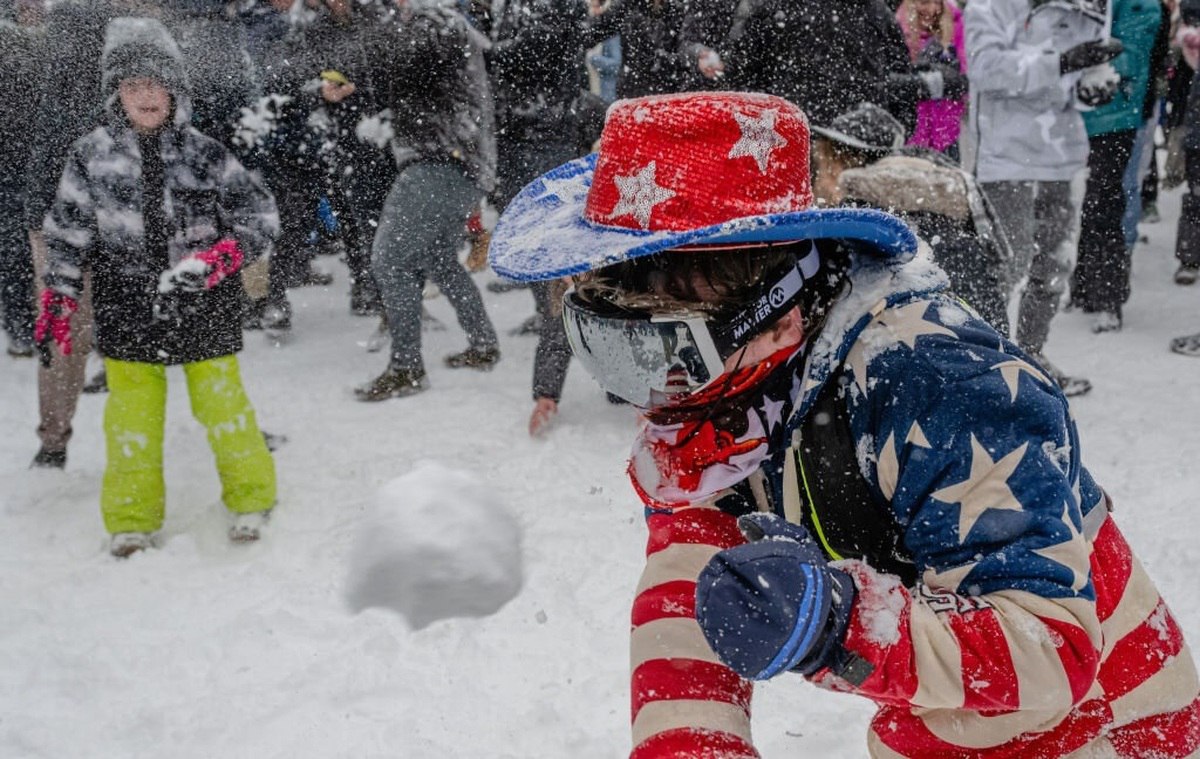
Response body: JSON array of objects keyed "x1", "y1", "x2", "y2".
[
  {"x1": 110, "y1": 532, "x2": 153, "y2": 558},
  {"x1": 82, "y1": 368, "x2": 108, "y2": 394},
  {"x1": 261, "y1": 297, "x2": 292, "y2": 332},
  {"x1": 444, "y1": 345, "x2": 500, "y2": 370},
  {"x1": 1175, "y1": 264, "x2": 1199, "y2": 286},
  {"x1": 1170, "y1": 332, "x2": 1200, "y2": 357},
  {"x1": 1174, "y1": 194, "x2": 1200, "y2": 279},
  {"x1": 30, "y1": 446, "x2": 66, "y2": 469},
  {"x1": 229, "y1": 509, "x2": 271, "y2": 543},
  {"x1": 7, "y1": 334, "x2": 34, "y2": 358},
  {"x1": 1089, "y1": 310, "x2": 1122, "y2": 334},
  {"x1": 355, "y1": 365, "x2": 428, "y2": 401}
]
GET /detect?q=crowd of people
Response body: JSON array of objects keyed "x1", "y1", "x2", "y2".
[
  {"x1": 0, "y1": 0, "x2": 1192, "y2": 522},
  {"x1": 2, "y1": 0, "x2": 1200, "y2": 756}
]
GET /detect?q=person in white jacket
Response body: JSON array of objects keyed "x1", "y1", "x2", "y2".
[{"x1": 965, "y1": 0, "x2": 1122, "y2": 395}]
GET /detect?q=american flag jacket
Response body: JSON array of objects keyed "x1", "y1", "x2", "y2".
[{"x1": 629, "y1": 250, "x2": 1200, "y2": 758}]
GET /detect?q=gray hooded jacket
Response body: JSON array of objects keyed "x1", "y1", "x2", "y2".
[
  {"x1": 965, "y1": 0, "x2": 1105, "y2": 182},
  {"x1": 43, "y1": 17, "x2": 279, "y2": 365}
]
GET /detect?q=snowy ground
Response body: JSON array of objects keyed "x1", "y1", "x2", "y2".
[{"x1": 2, "y1": 185, "x2": 1199, "y2": 759}]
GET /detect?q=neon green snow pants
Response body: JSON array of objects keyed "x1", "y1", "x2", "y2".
[{"x1": 100, "y1": 355, "x2": 276, "y2": 534}]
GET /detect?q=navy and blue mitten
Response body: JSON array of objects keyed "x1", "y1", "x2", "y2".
[{"x1": 695, "y1": 513, "x2": 856, "y2": 680}]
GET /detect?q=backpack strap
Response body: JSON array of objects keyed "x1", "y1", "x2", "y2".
[{"x1": 782, "y1": 370, "x2": 919, "y2": 586}]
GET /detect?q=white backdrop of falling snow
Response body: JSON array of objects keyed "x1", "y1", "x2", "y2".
[{"x1": 2, "y1": 182, "x2": 1198, "y2": 759}]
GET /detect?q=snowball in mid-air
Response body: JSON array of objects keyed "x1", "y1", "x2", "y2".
[{"x1": 345, "y1": 461, "x2": 523, "y2": 629}]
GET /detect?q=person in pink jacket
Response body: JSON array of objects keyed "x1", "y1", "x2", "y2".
[{"x1": 897, "y1": 0, "x2": 967, "y2": 154}]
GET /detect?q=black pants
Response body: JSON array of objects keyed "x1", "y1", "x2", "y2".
[
  {"x1": 1073, "y1": 129, "x2": 1136, "y2": 314},
  {"x1": 495, "y1": 134, "x2": 579, "y2": 401},
  {"x1": 1177, "y1": 148, "x2": 1200, "y2": 269},
  {"x1": 266, "y1": 175, "x2": 321, "y2": 303}
]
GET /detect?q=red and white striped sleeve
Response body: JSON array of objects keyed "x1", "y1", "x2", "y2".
[{"x1": 629, "y1": 504, "x2": 759, "y2": 759}]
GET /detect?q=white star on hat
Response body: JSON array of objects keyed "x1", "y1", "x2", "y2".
[
  {"x1": 728, "y1": 108, "x2": 788, "y2": 173},
  {"x1": 607, "y1": 161, "x2": 677, "y2": 229}
]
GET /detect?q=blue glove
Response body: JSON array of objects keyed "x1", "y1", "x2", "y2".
[{"x1": 695, "y1": 513, "x2": 856, "y2": 680}]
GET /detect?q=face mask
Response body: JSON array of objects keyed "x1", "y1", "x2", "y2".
[{"x1": 628, "y1": 343, "x2": 807, "y2": 508}]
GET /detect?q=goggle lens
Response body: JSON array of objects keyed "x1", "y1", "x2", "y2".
[{"x1": 562, "y1": 297, "x2": 725, "y2": 408}]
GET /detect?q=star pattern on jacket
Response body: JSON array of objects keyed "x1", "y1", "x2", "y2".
[
  {"x1": 1033, "y1": 502, "x2": 1090, "y2": 592},
  {"x1": 922, "y1": 559, "x2": 979, "y2": 593},
  {"x1": 728, "y1": 108, "x2": 788, "y2": 173},
  {"x1": 877, "y1": 421, "x2": 932, "y2": 501},
  {"x1": 931, "y1": 435, "x2": 1028, "y2": 542},
  {"x1": 847, "y1": 301, "x2": 957, "y2": 393},
  {"x1": 992, "y1": 358, "x2": 1054, "y2": 402},
  {"x1": 608, "y1": 161, "x2": 676, "y2": 229}
]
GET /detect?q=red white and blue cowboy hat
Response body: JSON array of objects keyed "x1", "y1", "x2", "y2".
[{"x1": 488, "y1": 91, "x2": 917, "y2": 282}]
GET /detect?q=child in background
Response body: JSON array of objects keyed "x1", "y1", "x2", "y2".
[
  {"x1": 36, "y1": 18, "x2": 280, "y2": 558},
  {"x1": 896, "y1": 0, "x2": 968, "y2": 155}
]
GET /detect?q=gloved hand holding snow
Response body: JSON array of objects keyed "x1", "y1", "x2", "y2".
[
  {"x1": 233, "y1": 93, "x2": 292, "y2": 151},
  {"x1": 159, "y1": 238, "x2": 245, "y2": 293},
  {"x1": 1077, "y1": 63, "x2": 1121, "y2": 108},
  {"x1": 1059, "y1": 38, "x2": 1123, "y2": 75},
  {"x1": 355, "y1": 109, "x2": 395, "y2": 149},
  {"x1": 344, "y1": 461, "x2": 524, "y2": 629}
]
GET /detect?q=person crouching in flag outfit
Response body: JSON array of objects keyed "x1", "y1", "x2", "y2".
[{"x1": 489, "y1": 91, "x2": 1200, "y2": 758}]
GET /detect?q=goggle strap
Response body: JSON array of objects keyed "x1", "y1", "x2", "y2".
[{"x1": 712, "y1": 242, "x2": 821, "y2": 355}]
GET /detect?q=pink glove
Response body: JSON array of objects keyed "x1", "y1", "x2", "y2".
[
  {"x1": 34, "y1": 289, "x2": 78, "y2": 362},
  {"x1": 160, "y1": 238, "x2": 245, "y2": 293}
]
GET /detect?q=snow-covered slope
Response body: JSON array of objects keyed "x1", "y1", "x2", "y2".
[{"x1": 2, "y1": 186, "x2": 1197, "y2": 758}]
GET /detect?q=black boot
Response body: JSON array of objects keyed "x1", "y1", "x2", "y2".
[
  {"x1": 31, "y1": 446, "x2": 67, "y2": 469},
  {"x1": 1175, "y1": 194, "x2": 1200, "y2": 280},
  {"x1": 82, "y1": 369, "x2": 108, "y2": 394},
  {"x1": 444, "y1": 345, "x2": 500, "y2": 370},
  {"x1": 261, "y1": 296, "x2": 292, "y2": 332},
  {"x1": 355, "y1": 365, "x2": 428, "y2": 401}
]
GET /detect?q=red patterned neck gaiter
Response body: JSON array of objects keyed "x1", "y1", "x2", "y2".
[{"x1": 629, "y1": 343, "x2": 806, "y2": 509}]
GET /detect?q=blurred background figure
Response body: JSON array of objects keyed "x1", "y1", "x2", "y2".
[
  {"x1": 1071, "y1": 0, "x2": 1163, "y2": 334},
  {"x1": 354, "y1": 0, "x2": 500, "y2": 401},
  {"x1": 23, "y1": 0, "x2": 123, "y2": 468},
  {"x1": 896, "y1": 0, "x2": 968, "y2": 158},
  {"x1": 965, "y1": 0, "x2": 1120, "y2": 396},
  {"x1": 0, "y1": 0, "x2": 41, "y2": 358}
]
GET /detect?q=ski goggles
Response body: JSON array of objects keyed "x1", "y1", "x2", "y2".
[{"x1": 562, "y1": 242, "x2": 821, "y2": 409}]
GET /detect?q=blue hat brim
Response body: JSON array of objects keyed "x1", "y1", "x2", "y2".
[{"x1": 489, "y1": 153, "x2": 919, "y2": 282}]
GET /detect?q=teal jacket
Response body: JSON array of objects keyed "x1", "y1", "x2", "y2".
[{"x1": 1083, "y1": 0, "x2": 1163, "y2": 136}]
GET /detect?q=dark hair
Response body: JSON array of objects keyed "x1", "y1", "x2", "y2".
[{"x1": 575, "y1": 239, "x2": 851, "y2": 337}]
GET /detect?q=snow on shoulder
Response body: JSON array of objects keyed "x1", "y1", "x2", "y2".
[{"x1": 344, "y1": 461, "x2": 523, "y2": 629}]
